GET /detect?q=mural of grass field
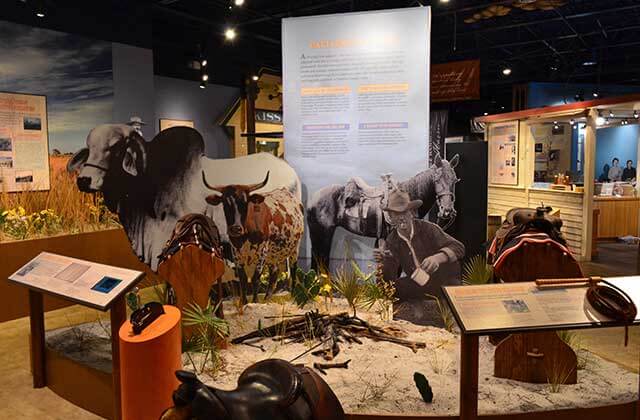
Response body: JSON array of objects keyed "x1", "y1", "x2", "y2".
[{"x1": 0, "y1": 155, "x2": 119, "y2": 242}]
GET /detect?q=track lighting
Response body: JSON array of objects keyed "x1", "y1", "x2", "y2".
[
  {"x1": 634, "y1": 110, "x2": 639, "y2": 119},
  {"x1": 605, "y1": 118, "x2": 610, "y2": 125},
  {"x1": 201, "y1": 59, "x2": 207, "y2": 67},
  {"x1": 200, "y1": 81, "x2": 207, "y2": 89},
  {"x1": 596, "y1": 111, "x2": 605, "y2": 126},
  {"x1": 252, "y1": 75, "x2": 259, "y2": 81},
  {"x1": 501, "y1": 67, "x2": 512, "y2": 76},
  {"x1": 234, "y1": 0, "x2": 245, "y2": 5},
  {"x1": 592, "y1": 91, "x2": 599, "y2": 98},
  {"x1": 483, "y1": 112, "x2": 489, "y2": 116},
  {"x1": 202, "y1": 74, "x2": 209, "y2": 81},
  {"x1": 225, "y1": 28, "x2": 237, "y2": 40}
]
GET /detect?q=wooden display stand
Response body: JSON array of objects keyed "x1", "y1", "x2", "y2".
[
  {"x1": 494, "y1": 331, "x2": 577, "y2": 384},
  {"x1": 157, "y1": 244, "x2": 226, "y2": 337},
  {"x1": 7, "y1": 253, "x2": 145, "y2": 420},
  {"x1": 119, "y1": 305, "x2": 182, "y2": 420},
  {"x1": 443, "y1": 278, "x2": 640, "y2": 420}
]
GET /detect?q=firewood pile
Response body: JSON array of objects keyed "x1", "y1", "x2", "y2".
[{"x1": 231, "y1": 310, "x2": 426, "y2": 362}]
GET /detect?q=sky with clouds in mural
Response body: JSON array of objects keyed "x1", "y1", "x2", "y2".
[{"x1": 0, "y1": 20, "x2": 113, "y2": 154}]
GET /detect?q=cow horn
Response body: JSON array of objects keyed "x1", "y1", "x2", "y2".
[
  {"x1": 248, "y1": 171, "x2": 270, "y2": 193},
  {"x1": 202, "y1": 171, "x2": 224, "y2": 193}
]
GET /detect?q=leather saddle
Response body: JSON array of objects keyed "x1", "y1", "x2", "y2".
[
  {"x1": 158, "y1": 213, "x2": 222, "y2": 263},
  {"x1": 344, "y1": 175, "x2": 396, "y2": 239},
  {"x1": 160, "y1": 359, "x2": 345, "y2": 420},
  {"x1": 490, "y1": 206, "x2": 566, "y2": 263}
]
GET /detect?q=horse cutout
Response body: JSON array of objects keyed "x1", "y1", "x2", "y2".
[{"x1": 306, "y1": 154, "x2": 460, "y2": 269}]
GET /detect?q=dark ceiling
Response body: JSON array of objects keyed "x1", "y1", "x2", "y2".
[{"x1": 4, "y1": 0, "x2": 640, "y2": 113}]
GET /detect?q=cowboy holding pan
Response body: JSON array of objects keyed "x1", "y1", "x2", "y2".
[{"x1": 376, "y1": 189, "x2": 465, "y2": 304}]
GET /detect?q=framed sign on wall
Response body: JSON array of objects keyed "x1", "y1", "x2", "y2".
[
  {"x1": 159, "y1": 118, "x2": 194, "y2": 132},
  {"x1": 0, "y1": 92, "x2": 50, "y2": 192},
  {"x1": 488, "y1": 121, "x2": 519, "y2": 185}
]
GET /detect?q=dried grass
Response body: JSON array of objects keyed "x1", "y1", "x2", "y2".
[{"x1": 0, "y1": 155, "x2": 119, "y2": 242}]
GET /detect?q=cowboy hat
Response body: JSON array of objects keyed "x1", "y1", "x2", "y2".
[
  {"x1": 126, "y1": 116, "x2": 147, "y2": 126},
  {"x1": 382, "y1": 190, "x2": 422, "y2": 213}
]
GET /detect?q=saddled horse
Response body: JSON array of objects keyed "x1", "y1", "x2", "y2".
[{"x1": 307, "y1": 154, "x2": 460, "y2": 269}]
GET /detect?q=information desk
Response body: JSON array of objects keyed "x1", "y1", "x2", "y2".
[
  {"x1": 443, "y1": 278, "x2": 640, "y2": 420},
  {"x1": 593, "y1": 195, "x2": 640, "y2": 239},
  {"x1": 7, "y1": 252, "x2": 145, "y2": 420}
]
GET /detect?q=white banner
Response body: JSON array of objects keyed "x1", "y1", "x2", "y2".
[{"x1": 283, "y1": 7, "x2": 431, "y2": 265}]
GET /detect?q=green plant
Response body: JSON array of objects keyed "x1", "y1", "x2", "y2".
[
  {"x1": 462, "y1": 254, "x2": 493, "y2": 285},
  {"x1": 291, "y1": 267, "x2": 321, "y2": 308},
  {"x1": 425, "y1": 293, "x2": 456, "y2": 332},
  {"x1": 362, "y1": 278, "x2": 397, "y2": 321},
  {"x1": 546, "y1": 361, "x2": 575, "y2": 393},
  {"x1": 182, "y1": 302, "x2": 229, "y2": 374},
  {"x1": 333, "y1": 264, "x2": 365, "y2": 318}
]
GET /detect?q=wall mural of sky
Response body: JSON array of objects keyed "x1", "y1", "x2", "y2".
[{"x1": 0, "y1": 20, "x2": 113, "y2": 154}]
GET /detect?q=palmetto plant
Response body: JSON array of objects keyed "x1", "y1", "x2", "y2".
[
  {"x1": 182, "y1": 302, "x2": 229, "y2": 374},
  {"x1": 291, "y1": 267, "x2": 321, "y2": 308},
  {"x1": 462, "y1": 254, "x2": 493, "y2": 285},
  {"x1": 333, "y1": 263, "x2": 366, "y2": 318}
]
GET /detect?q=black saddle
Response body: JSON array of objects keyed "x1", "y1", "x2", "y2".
[
  {"x1": 160, "y1": 359, "x2": 345, "y2": 420},
  {"x1": 158, "y1": 213, "x2": 222, "y2": 263}
]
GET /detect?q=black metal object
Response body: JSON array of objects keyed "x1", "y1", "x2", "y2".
[{"x1": 130, "y1": 302, "x2": 165, "y2": 335}]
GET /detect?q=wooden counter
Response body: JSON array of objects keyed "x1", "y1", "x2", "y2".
[{"x1": 593, "y1": 195, "x2": 640, "y2": 239}]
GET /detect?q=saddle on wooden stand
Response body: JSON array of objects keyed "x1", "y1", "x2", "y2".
[
  {"x1": 160, "y1": 359, "x2": 345, "y2": 420},
  {"x1": 157, "y1": 214, "x2": 227, "y2": 337},
  {"x1": 489, "y1": 206, "x2": 582, "y2": 384}
]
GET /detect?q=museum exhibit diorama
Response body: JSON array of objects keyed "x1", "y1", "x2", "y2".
[{"x1": 3, "y1": 1, "x2": 640, "y2": 420}]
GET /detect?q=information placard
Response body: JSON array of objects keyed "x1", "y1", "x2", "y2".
[
  {"x1": 443, "y1": 277, "x2": 640, "y2": 334},
  {"x1": 0, "y1": 92, "x2": 51, "y2": 192},
  {"x1": 488, "y1": 121, "x2": 519, "y2": 186},
  {"x1": 283, "y1": 7, "x2": 431, "y2": 263},
  {"x1": 8, "y1": 252, "x2": 144, "y2": 311}
]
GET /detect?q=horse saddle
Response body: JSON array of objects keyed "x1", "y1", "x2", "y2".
[
  {"x1": 158, "y1": 213, "x2": 222, "y2": 263},
  {"x1": 161, "y1": 359, "x2": 345, "y2": 420},
  {"x1": 490, "y1": 206, "x2": 566, "y2": 263}
]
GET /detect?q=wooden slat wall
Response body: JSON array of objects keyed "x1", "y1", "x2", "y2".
[{"x1": 488, "y1": 186, "x2": 585, "y2": 259}]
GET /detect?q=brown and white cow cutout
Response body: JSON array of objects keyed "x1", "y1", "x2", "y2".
[{"x1": 203, "y1": 171, "x2": 304, "y2": 304}]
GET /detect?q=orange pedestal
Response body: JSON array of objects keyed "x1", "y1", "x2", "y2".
[{"x1": 119, "y1": 305, "x2": 182, "y2": 420}]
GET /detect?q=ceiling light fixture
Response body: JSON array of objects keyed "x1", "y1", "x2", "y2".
[
  {"x1": 202, "y1": 74, "x2": 209, "y2": 81},
  {"x1": 609, "y1": 110, "x2": 614, "y2": 117},
  {"x1": 592, "y1": 91, "x2": 599, "y2": 98},
  {"x1": 252, "y1": 75, "x2": 259, "y2": 81},
  {"x1": 200, "y1": 81, "x2": 206, "y2": 89},
  {"x1": 224, "y1": 28, "x2": 237, "y2": 41},
  {"x1": 596, "y1": 111, "x2": 605, "y2": 126},
  {"x1": 583, "y1": 61, "x2": 597, "y2": 66},
  {"x1": 502, "y1": 67, "x2": 512, "y2": 76},
  {"x1": 201, "y1": 59, "x2": 207, "y2": 67},
  {"x1": 605, "y1": 117, "x2": 610, "y2": 125},
  {"x1": 234, "y1": 0, "x2": 245, "y2": 5},
  {"x1": 634, "y1": 110, "x2": 639, "y2": 119},
  {"x1": 483, "y1": 112, "x2": 489, "y2": 116}
]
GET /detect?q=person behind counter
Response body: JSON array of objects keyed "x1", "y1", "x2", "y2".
[
  {"x1": 623, "y1": 159, "x2": 636, "y2": 181},
  {"x1": 608, "y1": 157, "x2": 623, "y2": 182}
]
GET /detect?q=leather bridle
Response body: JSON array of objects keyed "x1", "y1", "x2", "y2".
[{"x1": 82, "y1": 162, "x2": 109, "y2": 172}]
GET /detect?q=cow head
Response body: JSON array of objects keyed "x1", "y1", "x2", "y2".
[
  {"x1": 432, "y1": 153, "x2": 460, "y2": 222},
  {"x1": 203, "y1": 172, "x2": 270, "y2": 246},
  {"x1": 67, "y1": 124, "x2": 147, "y2": 193}
]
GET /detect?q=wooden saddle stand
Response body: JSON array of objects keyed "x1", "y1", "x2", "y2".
[
  {"x1": 157, "y1": 214, "x2": 227, "y2": 339},
  {"x1": 490, "y1": 206, "x2": 583, "y2": 384}
]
